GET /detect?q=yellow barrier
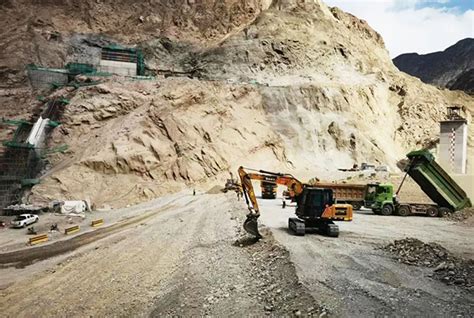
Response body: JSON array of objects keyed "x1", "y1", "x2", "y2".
[
  {"x1": 29, "y1": 234, "x2": 48, "y2": 245},
  {"x1": 91, "y1": 219, "x2": 104, "y2": 227},
  {"x1": 64, "y1": 225, "x2": 80, "y2": 235}
]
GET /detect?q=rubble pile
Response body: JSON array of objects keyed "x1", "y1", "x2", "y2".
[
  {"x1": 384, "y1": 238, "x2": 473, "y2": 288},
  {"x1": 231, "y1": 226, "x2": 324, "y2": 316},
  {"x1": 446, "y1": 207, "x2": 474, "y2": 223},
  {"x1": 245, "y1": 231, "x2": 325, "y2": 316}
]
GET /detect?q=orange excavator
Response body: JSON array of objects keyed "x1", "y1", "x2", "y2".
[{"x1": 238, "y1": 167, "x2": 352, "y2": 238}]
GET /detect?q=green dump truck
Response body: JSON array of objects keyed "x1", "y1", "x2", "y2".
[{"x1": 370, "y1": 150, "x2": 472, "y2": 217}]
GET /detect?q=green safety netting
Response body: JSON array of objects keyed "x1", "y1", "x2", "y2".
[{"x1": 65, "y1": 63, "x2": 96, "y2": 75}]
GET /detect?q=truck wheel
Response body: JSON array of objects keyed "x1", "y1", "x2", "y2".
[
  {"x1": 381, "y1": 204, "x2": 393, "y2": 216},
  {"x1": 351, "y1": 202, "x2": 362, "y2": 211},
  {"x1": 397, "y1": 205, "x2": 411, "y2": 217},
  {"x1": 438, "y1": 207, "x2": 451, "y2": 217},
  {"x1": 426, "y1": 207, "x2": 438, "y2": 217}
]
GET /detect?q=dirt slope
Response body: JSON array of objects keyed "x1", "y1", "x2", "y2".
[{"x1": 0, "y1": 0, "x2": 473, "y2": 207}]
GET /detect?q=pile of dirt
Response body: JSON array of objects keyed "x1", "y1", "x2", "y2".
[
  {"x1": 383, "y1": 238, "x2": 473, "y2": 288},
  {"x1": 446, "y1": 207, "x2": 474, "y2": 223},
  {"x1": 206, "y1": 185, "x2": 225, "y2": 194},
  {"x1": 234, "y1": 228, "x2": 326, "y2": 316}
]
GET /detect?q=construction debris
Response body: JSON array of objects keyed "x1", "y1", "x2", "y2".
[
  {"x1": 50, "y1": 200, "x2": 91, "y2": 214},
  {"x1": 383, "y1": 238, "x2": 473, "y2": 288},
  {"x1": 446, "y1": 207, "x2": 474, "y2": 223}
]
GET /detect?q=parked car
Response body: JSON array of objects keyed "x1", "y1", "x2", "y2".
[{"x1": 10, "y1": 214, "x2": 39, "y2": 228}]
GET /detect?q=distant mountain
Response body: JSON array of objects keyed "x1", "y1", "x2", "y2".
[{"x1": 393, "y1": 38, "x2": 474, "y2": 94}]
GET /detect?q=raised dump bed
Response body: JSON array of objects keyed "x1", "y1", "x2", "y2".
[
  {"x1": 406, "y1": 150, "x2": 471, "y2": 211},
  {"x1": 370, "y1": 150, "x2": 472, "y2": 217}
]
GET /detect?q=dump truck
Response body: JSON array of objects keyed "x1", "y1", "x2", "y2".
[
  {"x1": 261, "y1": 181, "x2": 277, "y2": 199},
  {"x1": 370, "y1": 150, "x2": 472, "y2": 217},
  {"x1": 311, "y1": 182, "x2": 367, "y2": 210}
]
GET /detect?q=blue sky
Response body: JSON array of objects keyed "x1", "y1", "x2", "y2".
[
  {"x1": 325, "y1": 0, "x2": 474, "y2": 57},
  {"x1": 411, "y1": 0, "x2": 473, "y2": 11}
]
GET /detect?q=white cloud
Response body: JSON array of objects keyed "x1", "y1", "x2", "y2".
[{"x1": 324, "y1": 0, "x2": 474, "y2": 57}]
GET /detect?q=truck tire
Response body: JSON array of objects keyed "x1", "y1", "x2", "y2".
[
  {"x1": 426, "y1": 207, "x2": 438, "y2": 217},
  {"x1": 351, "y1": 202, "x2": 362, "y2": 211},
  {"x1": 438, "y1": 207, "x2": 451, "y2": 217},
  {"x1": 381, "y1": 204, "x2": 393, "y2": 216},
  {"x1": 397, "y1": 205, "x2": 411, "y2": 217}
]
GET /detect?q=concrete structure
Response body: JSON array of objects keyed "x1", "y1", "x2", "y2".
[
  {"x1": 97, "y1": 46, "x2": 140, "y2": 76},
  {"x1": 27, "y1": 116, "x2": 49, "y2": 147},
  {"x1": 98, "y1": 60, "x2": 137, "y2": 76},
  {"x1": 439, "y1": 107, "x2": 468, "y2": 175}
]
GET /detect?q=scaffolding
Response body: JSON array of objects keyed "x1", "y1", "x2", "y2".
[
  {"x1": 27, "y1": 64, "x2": 70, "y2": 90},
  {"x1": 0, "y1": 97, "x2": 70, "y2": 211},
  {"x1": 0, "y1": 145, "x2": 40, "y2": 208}
]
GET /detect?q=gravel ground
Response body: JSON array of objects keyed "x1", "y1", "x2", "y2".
[
  {"x1": 0, "y1": 193, "x2": 319, "y2": 317},
  {"x1": 0, "y1": 192, "x2": 472, "y2": 317},
  {"x1": 0, "y1": 192, "x2": 185, "y2": 253},
  {"x1": 258, "y1": 198, "x2": 474, "y2": 317}
]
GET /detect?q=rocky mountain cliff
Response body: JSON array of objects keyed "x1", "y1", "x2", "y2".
[
  {"x1": 1, "y1": 0, "x2": 473, "y2": 207},
  {"x1": 393, "y1": 38, "x2": 474, "y2": 94}
]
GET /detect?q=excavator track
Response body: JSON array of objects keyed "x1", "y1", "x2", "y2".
[
  {"x1": 324, "y1": 222, "x2": 339, "y2": 237},
  {"x1": 289, "y1": 219, "x2": 339, "y2": 237}
]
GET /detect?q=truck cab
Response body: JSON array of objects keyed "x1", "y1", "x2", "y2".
[
  {"x1": 365, "y1": 183, "x2": 381, "y2": 208},
  {"x1": 368, "y1": 184, "x2": 395, "y2": 215},
  {"x1": 261, "y1": 181, "x2": 277, "y2": 199}
]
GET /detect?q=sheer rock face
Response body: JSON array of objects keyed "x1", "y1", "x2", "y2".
[
  {"x1": 1, "y1": 1, "x2": 472, "y2": 207},
  {"x1": 0, "y1": 0, "x2": 272, "y2": 84}
]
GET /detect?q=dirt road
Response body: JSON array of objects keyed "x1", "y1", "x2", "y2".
[
  {"x1": 0, "y1": 193, "x2": 472, "y2": 317},
  {"x1": 258, "y1": 199, "x2": 474, "y2": 317},
  {"x1": 0, "y1": 193, "x2": 319, "y2": 317}
]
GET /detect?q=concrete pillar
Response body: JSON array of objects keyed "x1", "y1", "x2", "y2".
[{"x1": 439, "y1": 119, "x2": 468, "y2": 174}]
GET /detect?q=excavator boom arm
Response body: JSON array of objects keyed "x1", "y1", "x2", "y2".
[
  {"x1": 238, "y1": 167, "x2": 306, "y2": 237},
  {"x1": 238, "y1": 167, "x2": 261, "y2": 217}
]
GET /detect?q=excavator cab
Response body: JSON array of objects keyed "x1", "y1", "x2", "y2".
[
  {"x1": 289, "y1": 187, "x2": 352, "y2": 237},
  {"x1": 295, "y1": 188, "x2": 334, "y2": 219}
]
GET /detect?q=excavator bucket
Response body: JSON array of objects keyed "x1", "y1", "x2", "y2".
[{"x1": 243, "y1": 214, "x2": 261, "y2": 238}]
